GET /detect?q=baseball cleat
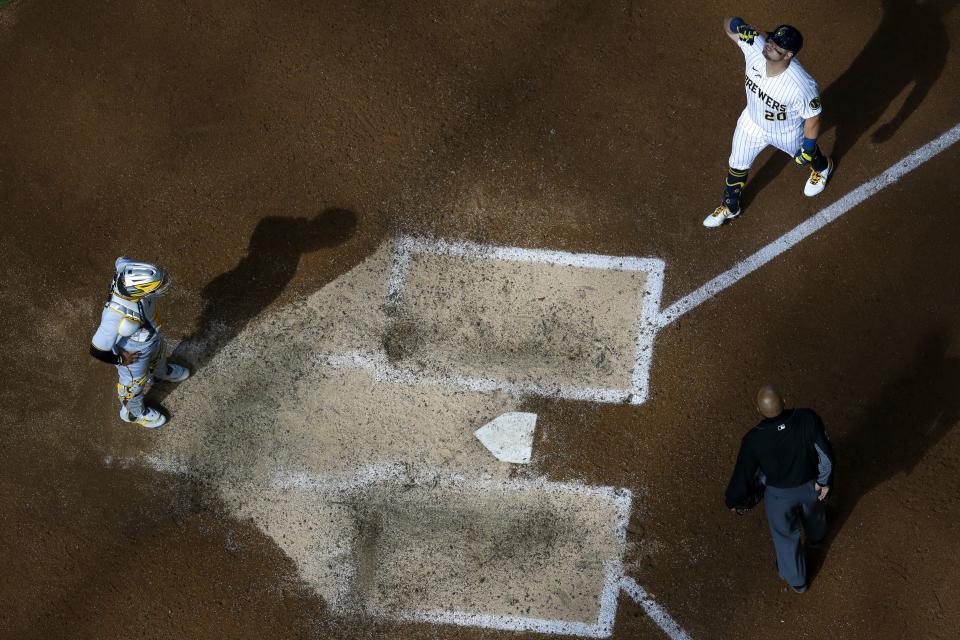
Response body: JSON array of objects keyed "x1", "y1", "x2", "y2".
[
  {"x1": 804, "y1": 157, "x2": 833, "y2": 197},
  {"x1": 703, "y1": 204, "x2": 741, "y2": 228},
  {"x1": 120, "y1": 405, "x2": 167, "y2": 429},
  {"x1": 155, "y1": 363, "x2": 191, "y2": 383}
]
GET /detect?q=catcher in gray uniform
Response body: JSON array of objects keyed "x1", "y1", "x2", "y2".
[{"x1": 89, "y1": 257, "x2": 190, "y2": 428}]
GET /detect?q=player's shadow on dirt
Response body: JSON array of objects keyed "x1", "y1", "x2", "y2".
[
  {"x1": 806, "y1": 327, "x2": 960, "y2": 585},
  {"x1": 742, "y1": 0, "x2": 955, "y2": 212},
  {"x1": 150, "y1": 207, "x2": 357, "y2": 405}
]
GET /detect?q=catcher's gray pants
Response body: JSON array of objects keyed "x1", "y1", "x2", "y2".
[
  {"x1": 763, "y1": 482, "x2": 827, "y2": 589},
  {"x1": 115, "y1": 337, "x2": 167, "y2": 418}
]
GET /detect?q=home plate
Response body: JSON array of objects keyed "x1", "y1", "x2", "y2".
[{"x1": 474, "y1": 411, "x2": 537, "y2": 463}]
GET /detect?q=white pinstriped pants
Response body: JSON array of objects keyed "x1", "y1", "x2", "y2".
[{"x1": 728, "y1": 109, "x2": 804, "y2": 171}]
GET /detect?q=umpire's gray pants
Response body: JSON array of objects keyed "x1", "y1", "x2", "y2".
[{"x1": 764, "y1": 482, "x2": 827, "y2": 588}]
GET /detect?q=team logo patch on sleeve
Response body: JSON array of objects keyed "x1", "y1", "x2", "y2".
[{"x1": 810, "y1": 97, "x2": 821, "y2": 109}]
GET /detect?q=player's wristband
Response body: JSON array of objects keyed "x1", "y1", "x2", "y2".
[
  {"x1": 90, "y1": 344, "x2": 123, "y2": 365},
  {"x1": 801, "y1": 137, "x2": 817, "y2": 153},
  {"x1": 730, "y1": 17, "x2": 746, "y2": 31}
]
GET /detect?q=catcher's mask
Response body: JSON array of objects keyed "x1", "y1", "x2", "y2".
[
  {"x1": 767, "y1": 24, "x2": 803, "y2": 54},
  {"x1": 113, "y1": 258, "x2": 172, "y2": 299}
]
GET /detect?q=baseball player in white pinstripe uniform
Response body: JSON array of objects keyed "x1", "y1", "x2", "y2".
[
  {"x1": 704, "y1": 18, "x2": 833, "y2": 228},
  {"x1": 89, "y1": 257, "x2": 190, "y2": 428}
]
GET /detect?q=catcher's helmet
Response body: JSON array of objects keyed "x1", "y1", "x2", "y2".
[
  {"x1": 113, "y1": 257, "x2": 172, "y2": 299},
  {"x1": 767, "y1": 24, "x2": 803, "y2": 54}
]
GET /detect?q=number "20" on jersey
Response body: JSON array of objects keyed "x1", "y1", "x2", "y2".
[{"x1": 764, "y1": 110, "x2": 787, "y2": 121}]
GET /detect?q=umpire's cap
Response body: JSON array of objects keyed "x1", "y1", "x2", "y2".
[{"x1": 767, "y1": 24, "x2": 803, "y2": 54}]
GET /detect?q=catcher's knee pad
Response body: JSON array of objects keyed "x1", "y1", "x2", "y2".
[{"x1": 116, "y1": 374, "x2": 152, "y2": 403}]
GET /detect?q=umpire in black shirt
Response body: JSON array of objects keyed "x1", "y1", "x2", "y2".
[{"x1": 725, "y1": 386, "x2": 836, "y2": 593}]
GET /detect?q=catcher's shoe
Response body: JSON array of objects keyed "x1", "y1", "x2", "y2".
[
  {"x1": 155, "y1": 363, "x2": 190, "y2": 383},
  {"x1": 703, "y1": 204, "x2": 741, "y2": 228},
  {"x1": 120, "y1": 405, "x2": 167, "y2": 429},
  {"x1": 804, "y1": 157, "x2": 833, "y2": 197}
]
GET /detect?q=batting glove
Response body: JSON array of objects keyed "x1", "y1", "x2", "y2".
[{"x1": 733, "y1": 21, "x2": 759, "y2": 44}]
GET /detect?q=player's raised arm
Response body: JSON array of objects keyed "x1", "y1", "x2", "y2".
[
  {"x1": 723, "y1": 16, "x2": 738, "y2": 41},
  {"x1": 725, "y1": 16, "x2": 758, "y2": 45}
]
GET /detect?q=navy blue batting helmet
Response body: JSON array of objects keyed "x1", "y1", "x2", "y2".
[{"x1": 767, "y1": 24, "x2": 803, "y2": 54}]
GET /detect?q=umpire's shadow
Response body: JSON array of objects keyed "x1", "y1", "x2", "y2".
[
  {"x1": 150, "y1": 207, "x2": 357, "y2": 406},
  {"x1": 807, "y1": 326, "x2": 960, "y2": 584},
  {"x1": 741, "y1": 0, "x2": 955, "y2": 211}
]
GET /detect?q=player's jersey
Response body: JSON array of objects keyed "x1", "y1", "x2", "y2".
[
  {"x1": 91, "y1": 294, "x2": 162, "y2": 354},
  {"x1": 737, "y1": 34, "x2": 821, "y2": 133}
]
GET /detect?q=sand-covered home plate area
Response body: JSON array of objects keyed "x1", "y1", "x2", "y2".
[{"x1": 152, "y1": 237, "x2": 663, "y2": 636}]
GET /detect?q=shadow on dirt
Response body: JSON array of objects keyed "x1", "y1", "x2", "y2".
[
  {"x1": 150, "y1": 207, "x2": 357, "y2": 406},
  {"x1": 10, "y1": 461, "x2": 326, "y2": 640},
  {"x1": 741, "y1": 0, "x2": 955, "y2": 211},
  {"x1": 808, "y1": 326, "x2": 960, "y2": 585}
]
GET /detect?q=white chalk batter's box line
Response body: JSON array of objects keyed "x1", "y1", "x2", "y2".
[
  {"x1": 271, "y1": 466, "x2": 632, "y2": 638},
  {"x1": 378, "y1": 235, "x2": 665, "y2": 405},
  {"x1": 322, "y1": 350, "x2": 634, "y2": 404}
]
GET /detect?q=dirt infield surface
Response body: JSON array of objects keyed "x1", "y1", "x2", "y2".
[{"x1": 2, "y1": 1, "x2": 960, "y2": 639}]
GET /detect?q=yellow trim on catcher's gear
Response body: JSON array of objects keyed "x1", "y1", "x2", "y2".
[
  {"x1": 105, "y1": 304, "x2": 139, "y2": 322},
  {"x1": 133, "y1": 281, "x2": 162, "y2": 295}
]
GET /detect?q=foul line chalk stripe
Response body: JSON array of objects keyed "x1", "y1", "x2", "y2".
[
  {"x1": 657, "y1": 122, "x2": 960, "y2": 328},
  {"x1": 620, "y1": 577, "x2": 692, "y2": 640}
]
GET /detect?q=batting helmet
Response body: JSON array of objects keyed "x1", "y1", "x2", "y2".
[
  {"x1": 113, "y1": 258, "x2": 172, "y2": 299},
  {"x1": 767, "y1": 24, "x2": 803, "y2": 54}
]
